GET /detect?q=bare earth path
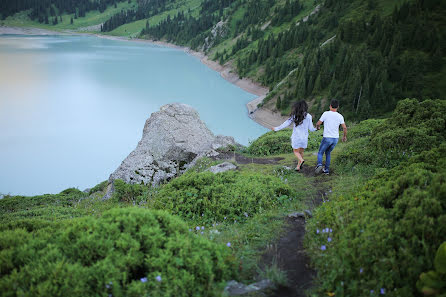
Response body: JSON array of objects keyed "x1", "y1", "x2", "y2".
[{"x1": 217, "y1": 154, "x2": 332, "y2": 296}]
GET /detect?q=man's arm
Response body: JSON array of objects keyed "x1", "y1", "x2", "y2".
[
  {"x1": 341, "y1": 123, "x2": 347, "y2": 142},
  {"x1": 316, "y1": 120, "x2": 323, "y2": 130}
]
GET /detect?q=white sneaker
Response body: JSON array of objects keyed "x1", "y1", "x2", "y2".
[
  {"x1": 315, "y1": 165, "x2": 323, "y2": 174},
  {"x1": 322, "y1": 168, "x2": 329, "y2": 175}
]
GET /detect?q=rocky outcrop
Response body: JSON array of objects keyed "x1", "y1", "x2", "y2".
[
  {"x1": 202, "y1": 20, "x2": 228, "y2": 52},
  {"x1": 104, "y1": 103, "x2": 237, "y2": 198}
]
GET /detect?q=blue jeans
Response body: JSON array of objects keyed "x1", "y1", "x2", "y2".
[{"x1": 317, "y1": 137, "x2": 338, "y2": 171}]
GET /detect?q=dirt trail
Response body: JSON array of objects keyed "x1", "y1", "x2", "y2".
[
  {"x1": 262, "y1": 163, "x2": 330, "y2": 297},
  {"x1": 217, "y1": 154, "x2": 331, "y2": 296}
]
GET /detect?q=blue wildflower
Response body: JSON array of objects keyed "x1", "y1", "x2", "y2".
[
  {"x1": 320, "y1": 245, "x2": 326, "y2": 251},
  {"x1": 140, "y1": 277, "x2": 147, "y2": 283},
  {"x1": 226, "y1": 242, "x2": 231, "y2": 247},
  {"x1": 195, "y1": 226, "x2": 200, "y2": 231},
  {"x1": 380, "y1": 288, "x2": 385, "y2": 294},
  {"x1": 156, "y1": 275, "x2": 162, "y2": 282},
  {"x1": 316, "y1": 229, "x2": 320, "y2": 234},
  {"x1": 360, "y1": 268, "x2": 363, "y2": 273},
  {"x1": 327, "y1": 237, "x2": 332, "y2": 242}
]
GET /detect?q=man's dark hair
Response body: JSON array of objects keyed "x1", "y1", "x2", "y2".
[{"x1": 330, "y1": 99, "x2": 339, "y2": 109}]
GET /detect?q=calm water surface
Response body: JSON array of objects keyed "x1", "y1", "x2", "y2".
[{"x1": 0, "y1": 34, "x2": 267, "y2": 195}]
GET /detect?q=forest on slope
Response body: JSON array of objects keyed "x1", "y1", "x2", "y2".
[
  {"x1": 2, "y1": 0, "x2": 444, "y2": 120},
  {"x1": 138, "y1": 0, "x2": 446, "y2": 120}
]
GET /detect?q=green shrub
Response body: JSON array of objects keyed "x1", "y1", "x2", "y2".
[
  {"x1": 336, "y1": 98, "x2": 446, "y2": 170},
  {"x1": 247, "y1": 129, "x2": 323, "y2": 156},
  {"x1": 417, "y1": 242, "x2": 446, "y2": 296},
  {"x1": 60, "y1": 187, "x2": 84, "y2": 195},
  {"x1": 306, "y1": 144, "x2": 446, "y2": 296},
  {"x1": 347, "y1": 119, "x2": 385, "y2": 140},
  {"x1": 151, "y1": 171, "x2": 294, "y2": 225},
  {"x1": 370, "y1": 98, "x2": 446, "y2": 159},
  {"x1": 113, "y1": 179, "x2": 149, "y2": 203},
  {"x1": 88, "y1": 180, "x2": 108, "y2": 194},
  {"x1": 0, "y1": 208, "x2": 237, "y2": 297}
]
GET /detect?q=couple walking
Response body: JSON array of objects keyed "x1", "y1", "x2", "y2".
[{"x1": 272, "y1": 99, "x2": 347, "y2": 174}]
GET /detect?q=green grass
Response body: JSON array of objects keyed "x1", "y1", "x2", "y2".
[
  {"x1": 108, "y1": 0, "x2": 203, "y2": 37},
  {"x1": 0, "y1": 1, "x2": 136, "y2": 32}
]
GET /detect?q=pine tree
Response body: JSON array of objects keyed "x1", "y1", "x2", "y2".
[{"x1": 276, "y1": 96, "x2": 282, "y2": 110}]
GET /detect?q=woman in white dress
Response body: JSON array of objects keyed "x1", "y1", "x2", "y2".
[{"x1": 272, "y1": 100, "x2": 316, "y2": 171}]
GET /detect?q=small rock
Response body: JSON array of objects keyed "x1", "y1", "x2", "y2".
[
  {"x1": 304, "y1": 209, "x2": 313, "y2": 217},
  {"x1": 207, "y1": 162, "x2": 237, "y2": 174},
  {"x1": 288, "y1": 212, "x2": 305, "y2": 218},
  {"x1": 225, "y1": 279, "x2": 273, "y2": 295}
]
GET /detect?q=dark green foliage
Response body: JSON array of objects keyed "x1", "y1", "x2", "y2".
[
  {"x1": 0, "y1": 208, "x2": 237, "y2": 297},
  {"x1": 101, "y1": 0, "x2": 172, "y2": 33},
  {"x1": 370, "y1": 99, "x2": 446, "y2": 156},
  {"x1": 306, "y1": 144, "x2": 446, "y2": 296},
  {"x1": 344, "y1": 118, "x2": 385, "y2": 141},
  {"x1": 0, "y1": 0, "x2": 129, "y2": 22},
  {"x1": 307, "y1": 96, "x2": 446, "y2": 296},
  {"x1": 247, "y1": 129, "x2": 323, "y2": 156},
  {"x1": 60, "y1": 187, "x2": 83, "y2": 195},
  {"x1": 336, "y1": 98, "x2": 446, "y2": 169},
  {"x1": 0, "y1": 190, "x2": 88, "y2": 232},
  {"x1": 416, "y1": 242, "x2": 446, "y2": 296},
  {"x1": 112, "y1": 179, "x2": 149, "y2": 203},
  {"x1": 88, "y1": 180, "x2": 108, "y2": 194},
  {"x1": 247, "y1": 130, "x2": 293, "y2": 156},
  {"x1": 152, "y1": 171, "x2": 294, "y2": 225}
]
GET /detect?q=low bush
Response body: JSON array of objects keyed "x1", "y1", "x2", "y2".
[
  {"x1": 417, "y1": 242, "x2": 446, "y2": 296},
  {"x1": 151, "y1": 171, "x2": 294, "y2": 225},
  {"x1": 336, "y1": 98, "x2": 446, "y2": 170},
  {"x1": 0, "y1": 208, "x2": 237, "y2": 297},
  {"x1": 306, "y1": 144, "x2": 446, "y2": 296},
  {"x1": 347, "y1": 119, "x2": 385, "y2": 140},
  {"x1": 0, "y1": 190, "x2": 89, "y2": 232},
  {"x1": 247, "y1": 129, "x2": 323, "y2": 156},
  {"x1": 112, "y1": 179, "x2": 150, "y2": 203},
  {"x1": 88, "y1": 180, "x2": 108, "y2": 194}
]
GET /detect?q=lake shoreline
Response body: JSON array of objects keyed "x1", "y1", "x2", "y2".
[{"x1": 0, "y1": 25, "x2": 285, "y2": 129}]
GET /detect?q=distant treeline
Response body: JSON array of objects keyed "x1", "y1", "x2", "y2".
[
  {"x1": 101, "y1": 0, "x2": 173, "y2": 32},
  {"x1": 235, "y1": 0, "x2": 445, "y2": 118},
  {"x1": 0, "y1": 0, "x2": 129, "y2": 23}
]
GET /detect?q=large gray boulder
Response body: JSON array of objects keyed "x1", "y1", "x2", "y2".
[{"x1": 105, "y1": 103, "x2": 236, "y2": 198}]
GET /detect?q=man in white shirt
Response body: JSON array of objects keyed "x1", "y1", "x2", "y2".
[{"x1": 315, "y1": 99, "x2": 347, "y2": 175}]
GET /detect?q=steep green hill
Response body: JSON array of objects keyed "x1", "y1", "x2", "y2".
[
  {"x1": 3, "y1": 0, "x2": 444, "y2": 121},
  {"x1": 137, "y1": 0, "x2": 446, "y2": 120}
]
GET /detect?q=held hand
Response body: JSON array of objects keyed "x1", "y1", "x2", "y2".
[{"x1": 342, "y1": 136, "x2": 347, "y2": 142}]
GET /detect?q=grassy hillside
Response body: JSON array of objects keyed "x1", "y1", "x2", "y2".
[
  {"x1": 3, "y1": 0, "x2": 444, "y2": 122},
  {"x1": 1, "y1": 99, "x2": 445, "y2": 296},
  {"x1": 0, "y1": 1, "x2": 137, "y2": 32}
]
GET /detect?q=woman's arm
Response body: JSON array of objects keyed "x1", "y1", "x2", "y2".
[
  {"x1": 307, "y1": 115, "x2": 317, "y2": 132},
  {"x1": 273, "y1": 118, "x2": 292, "y2": 131}
]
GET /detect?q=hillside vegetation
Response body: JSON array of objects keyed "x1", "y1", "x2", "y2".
[
  {"x1": 1, "y1": 99, "x2": 445, "y2": 296},
  {"x1": 2, "y1": 0, "x2": 445, "y2": 119}
]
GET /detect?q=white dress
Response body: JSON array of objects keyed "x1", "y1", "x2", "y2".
[{"x1": 273, "y1": 114, "x2": 316, "y2": 149}]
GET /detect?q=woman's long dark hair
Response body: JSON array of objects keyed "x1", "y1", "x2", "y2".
[{"x1": 290, "y1": 100, "x2": 308, "y2": 126}]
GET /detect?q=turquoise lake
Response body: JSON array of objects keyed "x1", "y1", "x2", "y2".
[{"x1": 0, "y1": 34, "x2": 267, "y2": 196}]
